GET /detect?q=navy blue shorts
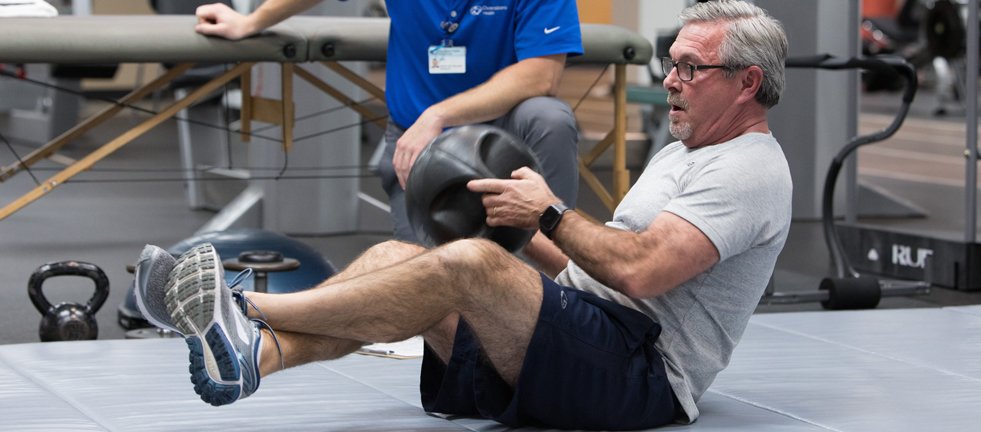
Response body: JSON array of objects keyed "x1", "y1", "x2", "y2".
[{"x1": 420, "y1": 274, "x2": 677, "y2": 430}]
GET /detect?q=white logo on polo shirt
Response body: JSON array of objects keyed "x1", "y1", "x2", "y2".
[
  {"x1": 470, "y1": 4, "x2": 508, "y2": 16},
  {"x1": 545, "y1": 26, "x2": 561, "y2": 34}
]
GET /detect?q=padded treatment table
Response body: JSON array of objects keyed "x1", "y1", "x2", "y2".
[
  {"x1": 3, "y1": 306, "x2": 981, "y2": 431},
  {"x1": 0, "y1": 15, "x2": 652, "y2": 220}
]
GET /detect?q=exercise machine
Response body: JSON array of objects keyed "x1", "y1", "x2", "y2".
[{"x1": 762, "y1": 54, "x2": 931, "y2": 309}]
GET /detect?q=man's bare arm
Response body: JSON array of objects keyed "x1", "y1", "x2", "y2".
[
  {"x1": 550, "y1": 211, "x2": 718, "y2": 298},
  {"x1": 470, "y1": 168, "x2": 719, "y2": 299}
]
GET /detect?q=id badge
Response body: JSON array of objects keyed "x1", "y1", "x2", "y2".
[{"x1": 428, "y1": 45, "x2": 467, "y2": 74}]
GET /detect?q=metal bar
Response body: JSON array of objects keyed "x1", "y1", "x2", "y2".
[
  {"x1": 758, "y1": 291, "x2": 830, "y2": 305},
  {"x1": 0, "y1": 63, "x2": 194, "y2": 182},
  {"x1": 878, "y1": 280, "x2": 931, "y2": 296},
  {"x1": 0, "y1": 62, "x2": 254, "y2": 220},
  {"x1": 845, "y1": 1, "x2": 861, "y2": 225},
  {"x1": 966, "y1": 0, "x2": 978, "y2": 243}
]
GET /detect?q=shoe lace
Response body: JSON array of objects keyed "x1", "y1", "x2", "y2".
[
  {"x1": 227, "y1": 268, "x2": 270, "y2": 321},
  {"x1": 228, "y1": 268, "x2": 284, "y2": 371},
  {"x1": 252, "y1": 318, "x2": 286, "y2": 372},
  {"x1": 228, "y1": 267, "x2": 253, "y2": 289}
]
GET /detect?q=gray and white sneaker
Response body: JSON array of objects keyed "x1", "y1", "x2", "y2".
[
  {"x1": 133, "y1": 244, "x2": 256, "y2": 336},
  {"x1": 164, "y1": 243, "x2": 279, "y2": 406}
]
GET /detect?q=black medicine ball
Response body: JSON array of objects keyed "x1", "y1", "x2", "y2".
[{"x1": 405, "y1": 125, "x2": 541, "y2": 252}]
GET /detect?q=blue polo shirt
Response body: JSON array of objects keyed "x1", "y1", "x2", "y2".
[{"x1": 383, "y1": 0, "x2": 582, "y2": 128}]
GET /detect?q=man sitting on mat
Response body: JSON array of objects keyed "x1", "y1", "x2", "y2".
[
  {"x1": 194, "y1": 0, "x2": 582, "y2": 244},
  {"x1": 136, "y1": 1, "x2": 791, "y2": 428}
]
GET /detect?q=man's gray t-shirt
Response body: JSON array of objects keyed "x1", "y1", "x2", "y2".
[{"x1": 555, "y1": 132, "x2": 793, "y2": 422}]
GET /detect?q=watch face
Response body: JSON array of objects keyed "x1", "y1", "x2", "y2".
[
  {"x1": 541, "y1": 207, "x2": 559, "y2": 229},
  {"x1": 540, "y1": 204, "x2": 567, "y2": 234}
]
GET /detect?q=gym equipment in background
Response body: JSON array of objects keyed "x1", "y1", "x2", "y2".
[
  {"x1": 223, "y1": 250, "x2": 301, "y2": 293},
  {"x1": 762, "y1": 54, "x2": 930, "y2": 309},
  {"x1": 118, "y1": 228, "x2": 336, "y2": 332},
  {"x1": 861, "y1": 0, "x2": 971, "y2": 112},
  {"x1": 405, "y1": 125, "x2": 540, "y2": 252},
  {"x1": 29, "y1": 260, "x2": 109, "y2": 342}
]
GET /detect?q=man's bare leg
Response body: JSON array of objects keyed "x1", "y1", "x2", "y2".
[
  {"x1": 250, "y1": 238, "x2": 542, "y2": 385},
  {"x1": 253, "y1": 240, "x2": 429, "y2": 376},
  {"x1": 320, "y1": 240, "x2": 427, "y2": 286},
  {"x1": 329, "y1": 241, "x2": 460, "y2": 365}
]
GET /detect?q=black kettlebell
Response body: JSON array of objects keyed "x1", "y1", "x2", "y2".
[{"x1": 28, "y1": 260, "x2": 110, "y2": 342}]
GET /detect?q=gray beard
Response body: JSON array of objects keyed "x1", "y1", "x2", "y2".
[{"x1": 669, "y1": 120, "x2": 692, "y2": 141}]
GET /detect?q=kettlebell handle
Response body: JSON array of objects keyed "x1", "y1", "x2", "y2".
[{"x1": 28, "y1": 261, "x2": 110, "y2": 314}]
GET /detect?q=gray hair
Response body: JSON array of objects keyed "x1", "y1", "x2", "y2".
[{"x1": 679, "y1": 0, "x2": 788, "y2": 108}]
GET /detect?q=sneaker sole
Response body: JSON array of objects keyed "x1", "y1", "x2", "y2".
[{"x1": 165, "y1": 243, "x2": 245, "y2": 406}]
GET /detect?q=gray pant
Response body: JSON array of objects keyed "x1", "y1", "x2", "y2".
[{"x1": 378, "y1": 96, "x2": 580, "y2": 242}]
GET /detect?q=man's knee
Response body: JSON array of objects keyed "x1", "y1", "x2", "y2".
[
  {"x1": 378, "y1": 239, "x2": 425, "y2": 252},
  {"x1": 436, "y1": 238, "x2": 507, "y2": 269},
  {"x1": 434, "y1": 239, "x2": 537, "y2": 295},
  {"x1": 361, "y1": 240, "x2": 426, "y2": 265}
]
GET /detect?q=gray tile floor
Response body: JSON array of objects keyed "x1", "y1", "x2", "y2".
[{"x1": 6, "y1": 306, "x2": 981, "y2": 431}]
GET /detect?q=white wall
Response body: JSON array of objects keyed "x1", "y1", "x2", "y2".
[
  {"x1": 639, "y1": 1, "x2": 684, "y2": 83},
  {"x1": 639, "y1": 0, "x2": 687, "y2": 47}
]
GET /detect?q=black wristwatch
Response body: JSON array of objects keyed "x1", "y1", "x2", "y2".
[{"x1": 539, "y1": 203, "x2": 571, "y2": 239}]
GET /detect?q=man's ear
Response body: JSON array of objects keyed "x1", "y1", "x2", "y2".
[{"x1": 737, "y1": 65, "x2": 764, "y2": 103}]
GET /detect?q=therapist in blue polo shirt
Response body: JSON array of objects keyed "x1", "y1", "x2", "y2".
[{"x1": 196, "y1": 0, "x2": 583, "y2": 242}]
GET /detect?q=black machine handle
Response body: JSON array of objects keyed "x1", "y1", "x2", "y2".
[
  {"x1": 786, "y1": 54, "x2": 916, "y2": 104},
  {"x1": 787, "y1": 54, "x2": 918, "y2": 278},
  {"x1": 28, "y1": 261, "x2": 110, "y2": 314}
]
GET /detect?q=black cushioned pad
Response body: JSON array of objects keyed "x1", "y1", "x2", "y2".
[
  {"x1": 0, "y1": 16, "x2": 652, "y2": 65},
  {"x1": 0, "y1": 15, "x2": 307, "y2": 64}
]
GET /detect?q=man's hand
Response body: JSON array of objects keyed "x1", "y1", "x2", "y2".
[
  {"x1": 467, "y1": 167, "x2": 560, "y2": 230},
  {"x1": 395, "y1": 110, "x2": 445, "y2": 188},
  {"x1": 195, "y1": 3, "x2": 257, "y2": 40}
]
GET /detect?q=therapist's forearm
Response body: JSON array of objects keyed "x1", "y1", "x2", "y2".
[{"x1": 246, "y1": 0, "x2": 323, "y2": 33}]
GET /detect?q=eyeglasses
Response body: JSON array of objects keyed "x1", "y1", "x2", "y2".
[{"x1": 660, "y1": 57, "x2": 728, "y2": 81}]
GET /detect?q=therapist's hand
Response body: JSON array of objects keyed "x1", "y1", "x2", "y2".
[
  {"x1": 195, "y1": 3, "x2": 257, "y2": 40},
  {"x1": 395, "y1": 109, "x2": 446, "y2": 189}
]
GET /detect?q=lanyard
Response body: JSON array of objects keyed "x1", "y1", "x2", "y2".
[{"x1": 440, "y1": 0, "x2": 473, "y2": 38}]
